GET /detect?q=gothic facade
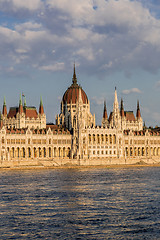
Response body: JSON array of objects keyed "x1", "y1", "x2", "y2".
[{"x1": 0, "y1": 66, "x2": 160, "y2": 167}]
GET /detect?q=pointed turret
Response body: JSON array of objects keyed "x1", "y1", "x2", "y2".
[
  {"x1": 72, "y1": 63, "x2": 77, "y2": 85},
  {"x1": 2, "y1": 96, "x2": 7, "y2": 116},
  {"x1": 114, "y1": 87, "x2": 119, "y2": 110},
  {"x1": 120, "y1": 98, "x2": 125, "y2": 118},
  {"x1": 102, "y1": 100, "x2": 108, "y2": 127},
  {"x1": 111, "y1": 87, "x2": 121, "y2": 129},
  {"x1": 39, "y1": 96, "x2": 44, "y2": 114},
  {"x1": 24, "y1": 96, "x2": 27, "y2": 108},
  {"x1": 103, "y1": 100, "x2": 108, "y2": 119},
  {"x1": 136, "y1": 100, "x2": 141, "y2": 118},
  {"x1": 19, "y1": 94, "x2": 23, "y2": 114}
]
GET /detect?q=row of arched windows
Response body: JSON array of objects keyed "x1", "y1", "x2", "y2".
[
  {"x1": 88, "y1": 134, "x2": 116, "y2": 145},
  {"x1": 7, "y1": 147, "x2": 71, "y2": 159},
  {"x1": 125, "y1": 147, "x2": 160, "y2": 157}
]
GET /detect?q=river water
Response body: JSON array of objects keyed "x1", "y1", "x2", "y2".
[{"x1": 0, "y1": 166, "x2": 160, "y2": 239}]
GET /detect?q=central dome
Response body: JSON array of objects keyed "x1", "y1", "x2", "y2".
[{"x1": 62, "y1": 66, "x2": 88, "y2": 104}]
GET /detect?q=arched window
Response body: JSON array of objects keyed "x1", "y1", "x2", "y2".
[
  {"x1": 63, "y1": 147, "x2": 65, "y2": 157},
  {"x1": 101, "y1": 134, "x2": 104, "y2": 144},
  {"x1": 97, "y1": 134, "x2": 100, "y2": 144},
  {"x1": 28, "y1": 148, "x2": 31, "y2": 158},
  {"x1": 43, "y1": 147, "x2": 46, "y2": 158},
  {"x1": 105, "y1": 134, "x2": 108, "y2": 144},
  {"x1": 22, "y1": 148, "x2": 25, "y2": 158},
  {"x1": 54, "y1": 147, "x2": 57, "y2": 157},
  {"x1": 113, "y1": 135, "x2": 116, "y2": 144},
  {"x1": 93, "y1": 134, "x2": 95, "y2": 144},
  {"x1": 109, "y1": 135, "x2": 112, "y2": 144},
  {"x1": 34, "y1": 148, "x2": 37, "y2": 158},
  {"x1": 49, "y1": 147, "x2": 51, "y2": 158}
]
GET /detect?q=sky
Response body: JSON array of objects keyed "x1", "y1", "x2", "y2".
[{"x1": 0, "y1": 0, "x2": 160, "y2": 126}]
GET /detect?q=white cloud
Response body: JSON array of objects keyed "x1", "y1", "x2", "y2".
[
  {"x1": 39, "y1": 62, "x2": 65, "y2": 71},
  {"x1": 0, "y1": 0, "x2": 43, "y2": 11},
  {"x1": 122, "y1": 88, "x2": 142, "y2": 95},
  {"x1": 155, "y1": 81, "x2": 160, "y2": 88},
  {"x1": 91, "y1": 96, "x2": 104, "y2": 105},
  {"x1": 0, "y1": 0, "x2": 160, "y2": 76},
  {"x1": 15, "y1": 22, "x2": 42, "y2": 32}
]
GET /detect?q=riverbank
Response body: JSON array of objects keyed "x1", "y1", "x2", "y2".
[
  {"x1": 1, "y1": 162, "x2": 160, "y2": 171},
  {"x1": 0, "y1": 157, "x2": 160, "y2": 170}
]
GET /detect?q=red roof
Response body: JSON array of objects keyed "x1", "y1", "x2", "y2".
[
  {"x1": 62, "y1": 84, "x2": 88, "y2": 104},
  {"x1": 46, "y1": 124, "x2": 60, "y2": 130},
  {"x1": 125, "y1": 111, "x2": 136, "y2": 121},
  {"x1": 7, "y1": 106, "x2": 38, "y2": 119},
  {"x1": 7, "y1": 107, "x2": 18, "y2": 118},
  {"x1": 25, "y1": 107, "x2": 38, "y2": 118}
]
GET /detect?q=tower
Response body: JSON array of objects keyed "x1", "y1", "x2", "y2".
[
  {"x1": 120, "y1": 98, "x2": 125, "y2": 118},
  {"x1": 102, "y1": 100, "x2": 108, "y2": 127},
  {"x1": 39, "y1": 96, "x2": 46, "y2": 129},
  {"x1": 136, "y1": 100, "x2": 141, "y2": 119},
  {"x1": 136, "y1": 100, "x2": 143, "y2": 131},
  {"x1": 2, "y1": 96, "x2": 7, "y2": 116},
  {"x1": 39, "y1": 96, "x2": 44, "y2": 115},
  {"x1": 111, "y1": 87, "x2": 121, "y2": 129},
  {"x1": 19, "y1": 95, "x2": 23, "y2": 114},
  {"x1": 57, "y1": 63, "x2": 95, "y2": 130}
]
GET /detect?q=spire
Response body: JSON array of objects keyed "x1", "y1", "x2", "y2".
[
  {"x1": 24, "y1": 96, "x2": 26, "y2": 108},
  {"x1": 103, "y1": 100, "x2": 108, "y2": 119},
  {"x1": 2, "y1": 96, "x2": 7, "y2": 116},
  {"x1": 72, "y1": 63, "x2": 77, "y2": 85},
  {"x1": 39, "y1": 96, "x2": 44, "y2": 114},
  {"x1": 19, "y1": 94, "x2": 23, "y2": 114},
  {"x1": 113, "y1": 87, "x2": 119, "y2": 111},
  {"x1": 120, "y1": 98, "x2": 125, "y2": 117},
  {"x1": 4, "y1": 96, "x2": 6, "y2": 106},
  {"x1": 112, "y1": 87, "x2": 120, "y2": 129},
  {"x1": 136, "y1": 100, "x2": 141, "y2": 118},
  {"x1": 102, "y1": 100, "x2": 108, "y2": 127}
]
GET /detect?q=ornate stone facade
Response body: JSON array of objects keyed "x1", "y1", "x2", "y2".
[
  {"x1": 0, "y1": 66, "x2": 160, "y2": 167},
  {"x1": 1, "y1": 96, "x2": 46, "y2": 129}
]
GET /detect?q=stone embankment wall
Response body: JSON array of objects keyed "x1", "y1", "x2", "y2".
[{"x1": 0, "y1": 157, "x2": 160, "y2": 168}]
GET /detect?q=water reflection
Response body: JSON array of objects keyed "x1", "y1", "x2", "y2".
[{"x1": 0, "y1": 167, "x2": 160, "y2": 239}]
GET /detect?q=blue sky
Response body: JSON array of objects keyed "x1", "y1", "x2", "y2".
[{"x1": 0, "y1": 0, "x2": 160, "y2": 126}]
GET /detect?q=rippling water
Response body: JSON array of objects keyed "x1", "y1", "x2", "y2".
[{"x1": 0, "y1": 166, "x2": 160, "y2": 239}]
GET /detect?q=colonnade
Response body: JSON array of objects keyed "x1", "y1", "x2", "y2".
[
  {"x1": 7, "y1": 146, "x2": 71, "y2": 159},
  {"x1": 125, "y1": 146, "x2": 160, "y2": 157},
  {"x1": 88, "y1": 134, "x2": 116, "y2": 145}
]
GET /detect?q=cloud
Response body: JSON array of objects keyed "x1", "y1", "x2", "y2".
[
  {"x1": 0, "y1": 0, "x2": 43, "y2": 12},
  {"x1": 122, "y1": 88, "x2": 142, "y2": 95},
  {"x1": 39, "y1": 62, "x2": 65, "y2": 71},
  {"x1": 91, "y1": 96, "x2": 104, "y2": 105},
  {"x1": 0, "y1": 0, "x2": 160, "y2": 76},
  {"x1": 155, "y1": 81, "x2": 160, "y2": 88}
]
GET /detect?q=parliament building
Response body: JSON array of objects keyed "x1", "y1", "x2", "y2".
[{"x1": 0, "y1": 66, "x2": 160, "y2": 167}]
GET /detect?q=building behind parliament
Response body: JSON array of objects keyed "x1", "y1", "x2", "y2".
[{"x1": 0, "y1": 66, "x2": 160, "y2": 167}]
